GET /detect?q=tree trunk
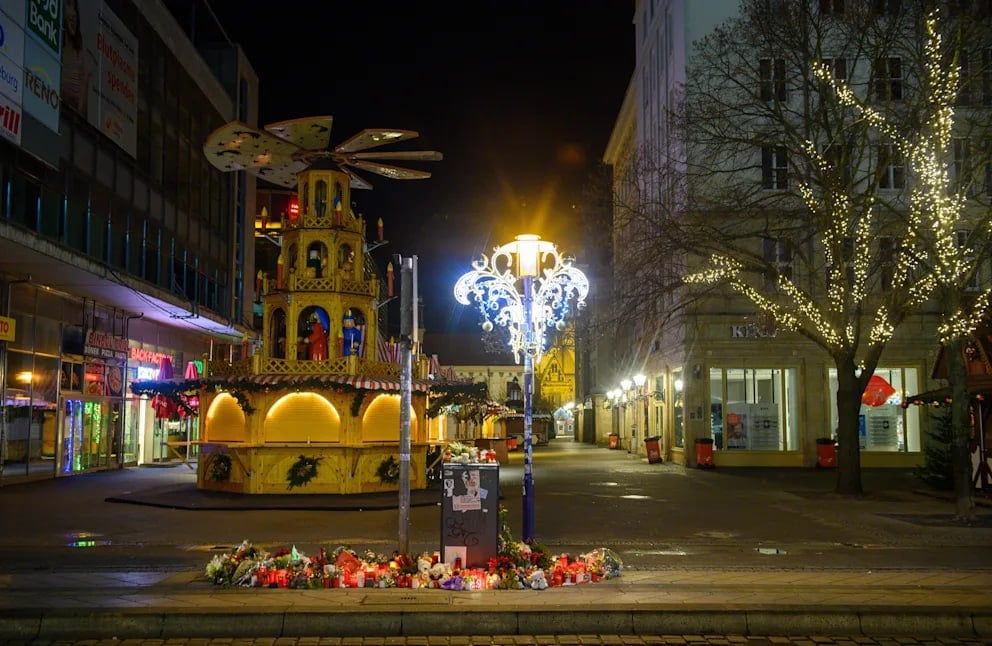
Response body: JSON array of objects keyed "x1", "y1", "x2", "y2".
[
  {"x1": 834, "y1": 357, "x2": 864, "y2": 495},
  {"x1": 945, "y1": 336, "x2": 976, "y2": 521}
]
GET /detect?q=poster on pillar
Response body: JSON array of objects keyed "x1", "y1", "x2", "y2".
[{"x1": 439, "y1": 463, "x2": 499, "y2": 569}]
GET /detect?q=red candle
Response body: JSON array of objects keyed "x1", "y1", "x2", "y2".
[
  {"x1": 387, "y1": 262, "x2": 394, "y2": 297},
  {"x1": 377, "y1": 217, "x2": 384, "y2": 241}
]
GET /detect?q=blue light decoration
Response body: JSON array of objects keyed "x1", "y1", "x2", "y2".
[{"x1": 454, "y1": 234, "x2": 589, "y2": 542}]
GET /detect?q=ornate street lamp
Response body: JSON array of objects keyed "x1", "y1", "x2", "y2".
[{"x1": 454, "y1": 234, "x2": 589, "y2": 542}]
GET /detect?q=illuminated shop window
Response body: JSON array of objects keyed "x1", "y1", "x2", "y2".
[
  {"x1": 827, "y1": 368, "x2": 920, "y2": 452},
  {"x1": 709, "y1": 367, "x2": 799, "y2": 451}
]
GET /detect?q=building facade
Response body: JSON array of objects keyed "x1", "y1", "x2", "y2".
[
  {"x1": 0, "y1": 0, "x2": 258, "y2": 483},
  {"x1": 595, "y1": 0, "x2": 990, "y2": 468}
]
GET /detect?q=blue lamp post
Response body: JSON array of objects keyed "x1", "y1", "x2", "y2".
[{"x1": 454, "y1": 234, "x2": 589, "y2": 542}]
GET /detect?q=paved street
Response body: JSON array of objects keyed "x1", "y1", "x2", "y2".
[
  {"x1": 0, "y1": 438, "x2": 990, "y2": 643},
  {"x1": 1, "y1": 635, "x2": 988, "y2": 645}
]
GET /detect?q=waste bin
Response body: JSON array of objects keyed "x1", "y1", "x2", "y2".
[
  {"x1": 644, "y1": 436, "x2": 662, "y2": 464},
  {"x1": 695, "y1": 437, "x2": 714, "y2": 469},
  {"x1": 815, "y1": 437, "x2": 836, "y2": 468},
  {"x1": 608, "y1": 433, "x2": 620, "y2": 450}
]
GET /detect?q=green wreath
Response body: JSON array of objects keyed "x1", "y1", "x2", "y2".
[
  {"x1": 208, "y1": 453, "x2": 232, "y2": 482},
  {"x1": 286, "y1": 455, "x2": 322, "y2": 490},
  {"x1": 376, "y1": 455, "x2": 400, "y2": 484}
]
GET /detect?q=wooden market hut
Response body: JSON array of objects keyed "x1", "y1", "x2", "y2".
[{"x1": 903, "y1": 319, "x2": 992, "y2": 490}]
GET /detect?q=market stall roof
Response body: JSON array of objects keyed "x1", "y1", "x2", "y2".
[
  {"x1": 222, "y1": 374, "x2": 433, "y2": 392},
  {"x1": 903, "y1": 375, "x2": 992, "y2": 407},
  {"x1": 132, "y1": 374, "x2": 433, "y2": 394},
  {"x1": 903, "y1": 316, "x2": 992, "y2": 407}
]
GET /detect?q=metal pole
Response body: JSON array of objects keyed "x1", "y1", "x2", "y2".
[
  {"x1": 522, "y1": 275, "x2": 535, "y2": 542},
  {"x1": 398, "y1": 256, "x2": 413, "y2": 555}
]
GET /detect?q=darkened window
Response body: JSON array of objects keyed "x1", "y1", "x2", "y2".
[
  {"x1": 952, "y1": 138, "x2": 972, "y2": 194},
  {"x1": 879, "y1": 237, "x2": 896, "y2": 291},
  {"x1": 761, "y1": 146, "x2": 789, "y2": 189},
  {"x1": 822, "y1": 57, "x2": 847, "y2": 82},
  {"x1": 823, "y1": 143, "x2": 852, "y2": 186},
  {"x1": 763, "y1": 238, "x2": 793, "y2": 290},
  {"x1": 871, "y1": 0, "x2": 901, "y2": 16},
  {"x1": 826, "y1": 237, "x2": 855, "y2": 292},
  {"x1": 874, "y1": 57, "x2": 903, "y2": 101},
  {"x1": 820, "y1": 0, "x2": 844, "y2": 15},
  {"x1": 877, "y1": 143, "x2": 905, "y2": 189},
  {"x1": 66, "y1": 175, "x2": 88, "y2": 252},
  {"x1": 956, "y1": 230, "x2": 980, "y2": 291},
  {"x1": 760, "y1": 58, "x2": 787, "y2": 102}
]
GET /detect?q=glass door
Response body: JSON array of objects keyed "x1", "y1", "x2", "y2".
[{"x1": 59, "y1": 397, "x2": 83, "y2": 474}]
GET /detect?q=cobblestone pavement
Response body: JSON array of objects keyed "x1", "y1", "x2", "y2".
[{"x1": 0, "y1": 636, "x2": 988, "y2": 646}]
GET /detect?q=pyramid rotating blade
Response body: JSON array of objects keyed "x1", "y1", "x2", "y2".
[
  {"x1": 343, "y1": 167, "x2": 374, "y2": 190},
  {"x1": 348, "y1": 159, "x2": 432, "y2": 180},
  {"x1": 265, "y1": 115, "x2": 333, "y2": 151},
  {"x1": 350, "y1": 150, "x2": 443, "y2": 162},
  {"x1": 204, "y1": 121, "x2": 300, "y2": 171},
  {"x1": 253, "y1": 160, "x2": 309, "y2": 189},
  {"x1": 335, "y1": 129, "x2": 419, "y2": 153}
]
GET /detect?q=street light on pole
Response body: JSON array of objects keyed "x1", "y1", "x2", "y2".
[{"x1": 454, "y1": 234, "x2": 589, "y2": 542}]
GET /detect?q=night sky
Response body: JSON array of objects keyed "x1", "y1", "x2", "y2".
[{"x1": 206, "y1": 1, "x2": 635, "y2": 333}]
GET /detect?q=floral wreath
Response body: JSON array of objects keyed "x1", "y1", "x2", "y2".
[
  {"x1": 208, "y1": 453, "x2": 232, "y2": 482},
  {"x1": 376, "y1": 455, "x2": 400, "y2": 484},
  {"x1": 286, "y1": 455, "x2": 322, "y2": 490}
]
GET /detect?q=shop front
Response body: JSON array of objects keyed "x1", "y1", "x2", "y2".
[{"x1": 56, "y1": 331, "x2": 128, "y2": 475}]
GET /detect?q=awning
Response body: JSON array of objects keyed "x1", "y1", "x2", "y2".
[{"x1": 221, "y1": 374, "x2": 432, "y2": 393}]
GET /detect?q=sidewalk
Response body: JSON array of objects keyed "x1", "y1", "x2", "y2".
[
  {"x1": 1, "y1": 440, "x2": 991, "y2": 640},
  {"x1": 0, "y1": 567, "x2": 989, "y2": 640}
]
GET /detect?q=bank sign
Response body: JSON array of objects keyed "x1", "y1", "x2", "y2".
[{"x1": 22, "y1": 0, "x2": 59, "y2": 133}]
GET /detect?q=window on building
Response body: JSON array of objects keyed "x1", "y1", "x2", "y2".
[
  {"x1": 871, "y1": 0, "x2": 902, "y2": 17},
  {"x1": 763, "y1": 238, "x2": 793, "y2": 289},
  {"x1": 877, "y1": 142, "x2": 905, "y2": 189},
  {"x1": 828, "y1": 368, "x2": 920, "y2": 452},
  {"x1": 823, "y1": 142, "x2": 852, "y2": 186},
  {"x1": 761, "y1": 145, "x2": 789, "y2": 189},
  {"x1": 819, "y1": 0, "x2": 844, "y2": 15},
  {"x1": 983, "y1": 48, "x2": 992, "y2": 106},
  {"x1": 759, "y1": 57, "x2": 787, "y2": 102},
  {"x1": 874, "y1": 57, "x2": 903, "y2": 101},
  {"x1": 879, "y1": 236, "x2": 897, "y2": 291},
  {"x1": 952, "y1": 137, "x2": 973, "y2": 195},
  {"x1": 956, "y1": 51, "x2": 973, "y2": 106},
  {"x1": 956, "y1": 229, "x2": 981, "y2": 291},
  {"x1": 986, "y1": 139, "x2": 992, "y2": 197},
  {"x1": 821, "y1": 57, "x2": 848, "y2": 82},
  {"x1": 709, "y1": 367, "x2": 799, "y2": 451},
  {"x1": 826, "y1": 236, "x2": 855, "y2": 292}
]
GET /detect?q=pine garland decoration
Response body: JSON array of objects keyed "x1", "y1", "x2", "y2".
[
  {"x1": 286, "y1": 455, "x2": 322, "y2": 490},
  {"x1": 208, "y1": 453, "x2": 233, "y2": 482},
  {"x1": 376, "y1": 455, "x2": 400, "y2": 484}
]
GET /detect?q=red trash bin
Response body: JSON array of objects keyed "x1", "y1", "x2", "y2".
[
  {"x1": 644, "y1": 436, "x2": 662, "y2": 464},
  {"x1": 816, "y1": 438, "x2": 836, "y2": 468},
  {"x1": 695, "y1": 437, "x2": 714, "y2": 469},
  {"x1": 608, "y1": 433, "x2": 620, "y2": 450}
]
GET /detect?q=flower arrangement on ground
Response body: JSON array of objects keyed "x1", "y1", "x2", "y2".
[{"x1": 205, "y1": 508, "x2": 622, "y2": 590}]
